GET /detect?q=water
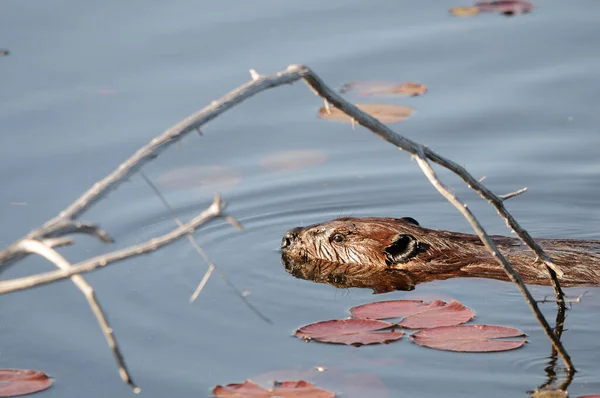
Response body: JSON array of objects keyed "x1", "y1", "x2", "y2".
[{"x1": 1, "y1": 0, "x2": 600, "y2": 396}]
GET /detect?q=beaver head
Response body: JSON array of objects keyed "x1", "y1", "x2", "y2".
[
  {"x1": 280, "y1": 217, "x2": 433, "y2": 293},
  {"x1": 280, "y1": 216, "x2": 600, "y2": 293}
]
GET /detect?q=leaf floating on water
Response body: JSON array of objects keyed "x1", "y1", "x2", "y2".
[
  {"x1": 212, "y1": 379, "x2": 335, "y2": 397},
  {"x1": 0, "y1": 49, "x2": 9, "y2": 57},
  {"x1": 449, "y1": 6, "x2": 480, "y2": 16},
  {"x1": 451, "y1": 1, "x2": 533, "y2": 16},
  {"x1": 350, "y1": 299, "x2": 432, "y2": 319},
  {"x1": 157, "y1": 165, "x2": 242, "y2": 192},
  {"x1": 410, "y1": 324, "x2": 527, "y2": 352},
  {"x1": 475, "y1": 0, "x2": 533, "y2": 15},
  {"x1": 0, "y1": 369, "x2": 53, "y2": 397},
  {"x1": 397, "y1": 300, "x2": 475, "y2": 329},
  {"x1": 295, "y1": 319, "x2": 403, "y2": 346},
  {"x1": 260, "y1": 150, "x2": 327, "y2": 172},
  {"x1": 350, "y1": 299, "x2": 475, "y2": 329},
  {"x1": 340, "y1": 82, "x2": 427, "y2": 97},
  {"x1": 318, "y1": 104, "x2": 413, "y2": 124}
]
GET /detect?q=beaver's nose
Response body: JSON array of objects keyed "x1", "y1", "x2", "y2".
[{"x1": 281, "y1": 227, "x2": 302, "y2": 251}]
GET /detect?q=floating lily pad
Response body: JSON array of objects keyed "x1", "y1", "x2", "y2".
[
  {"x1": 340, "y1": 82, "x2": 427, "y2": 97},
  {"x1": 212, "y1": 379, "x2": 335, "y2": 397},
  {"x1": 350, "y1": 299, "x2": 475, "y2": 329},
  {"x1": 475, "y1": 0, "x2": 533, "y2": 15},
  {"x1": 260, "y1": 150, "x2": 327, "y2": 172},
  {"x1": 318, "y1": 103, "x2": 413, "y2": 124},
  {"x1": 296, "y1": 319, "x2": 403, "y2": 346},
  {"x1": 449, "y1": 6, "x2": 480, "y2": 16},
  {"x1": 0, "y1": 369, "x2": 53, "y2": 397},
  {"x1": 410, "y1": 324, "x2": 527, "y2": 352}
]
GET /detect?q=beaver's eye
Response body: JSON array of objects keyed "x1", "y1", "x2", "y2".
[{"x1": 330, "y1": 233, "x2": 345, "y2": 243}]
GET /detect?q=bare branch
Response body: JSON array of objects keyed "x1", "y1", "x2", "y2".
[
  {"x1": 17, "y1": 240, "x2": 139, "y2": 393},
  {"x1": 0, "y1": 195, "x2": 224, "y2": 295}
]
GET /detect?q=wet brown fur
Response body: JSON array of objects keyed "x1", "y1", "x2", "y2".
[{"x1": 281, "y1": 217, "x2": 600, "y2": 293}]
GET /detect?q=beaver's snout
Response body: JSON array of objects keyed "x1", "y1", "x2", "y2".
[{"x1": 281, "y1": 227, "x2": 302, "y2": 251}]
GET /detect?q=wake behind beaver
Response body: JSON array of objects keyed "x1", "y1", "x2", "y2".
[{"x1": 280, "y1": 217, "x2": 600, "y2": 293}]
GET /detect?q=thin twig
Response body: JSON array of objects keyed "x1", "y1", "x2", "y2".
[
  {"x1": 500, "y1": 187, "x2": 528, "y2": 201},
  {"x1": 17, "y1": 240, "x2": 139, "y2": 393},
  {"x1": 539, "y1": 291, "x2": 587, "y2": 305},
  {"x1": 190, "y1": 264, "x2": 216, "y2": 303},
  {"x1": 138, "y1": 172, "x2": 270, "y2": 323}
]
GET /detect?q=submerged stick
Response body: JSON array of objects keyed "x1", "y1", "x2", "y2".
[{"x1": 17, "y1": 240, "x2": 139, "y2": 393}]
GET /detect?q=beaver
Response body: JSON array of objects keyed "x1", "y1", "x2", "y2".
[{"x1": 280, "y1": 217, "x2": 600, "y2": 293}]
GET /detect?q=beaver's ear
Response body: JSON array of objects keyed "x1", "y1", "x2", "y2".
[
  {"x1": 400, "y1": 217, "x2": 419, "y2": 226},
  {"x1": 384, "y1": 234, "x2": 421, "y2": 265}
]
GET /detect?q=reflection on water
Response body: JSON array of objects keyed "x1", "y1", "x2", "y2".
[{"x1": 1, "y1": 0, "x2": 600, "y2": 397}]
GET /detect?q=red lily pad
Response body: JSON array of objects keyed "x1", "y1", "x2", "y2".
[
  {"x1": 318, "y1": 104, "x2": 413, "y2": 124},
  {"x1": 260, "y1": 150, "x2": 327, "y2": 172},
  {"x1": 157, "y1": 165, "x2": 242, "y2": 192},
  {"x1": 410, "y1": 324, "x2": 526, "y2": 352},
  {"x1": 0, "y1": 369, "x2": 53, "y2": 397},
  {"x1": 475, "y1": 0, "x2": 533, "y2": 15},
  {"x1": 350, "y1": 300, "x2": 475, "y2": 329},
  {"x1": 212, "y1": 379, "x2": 335, "y2": 397},
  {"x1": 295, "y1": 319, "x2": 403, "y2": 346},
  {"x1": 340, "y1": 82, "x2": 427, "y2": 97}
]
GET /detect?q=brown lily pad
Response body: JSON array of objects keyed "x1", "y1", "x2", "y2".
[
  {"x1": 449, "y1": 6, "x2": 480, "y2": 16},
  {"x1": 340, "y1": 82, "x2": 427, "y2": 97},
  {"x1": 260, "y1": 150, "x2": 327, "y2": 172},
  {"x1": 410, "y1": 324, "x2": 527, "y2": 352},
  {"x1": 295, "y1": 319, "x2": 403, "y2": 346},
  {"x1": 318, "y1": 103, "x2": 413, "y2": 124},
  {"x1": 350, "y1": 299, "x2": 475, "y2": 329},
  {"x1": 212, "y1": 379, "x2": 335, "y2": 397},
  {"x1": 0, "y1": 369, "x2": 53, "y2": 397}
]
